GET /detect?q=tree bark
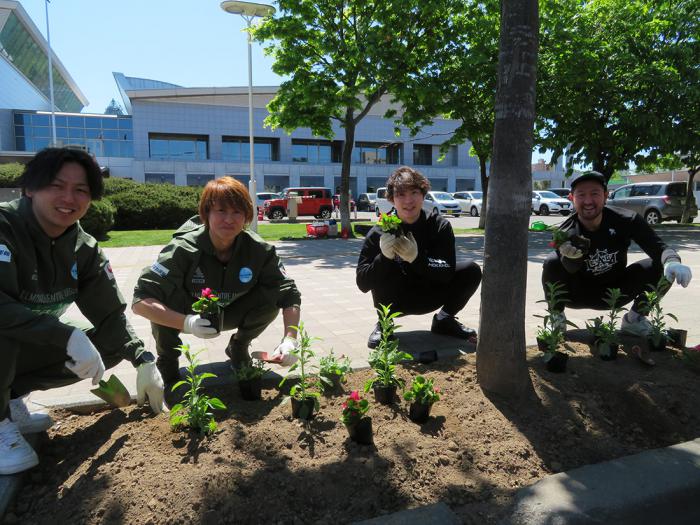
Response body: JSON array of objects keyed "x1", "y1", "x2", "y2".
[
  {"x1": 478, "y1": 155, "x2": 489, "y2": 229},
  {"x1": 681, "y1": 167, "x2": 698, "y2": 224},
  {"x1": 476, "y1": 0, "x2": 538, "y2": 403},
  {"x1": 339, "y1": 112, "x2": 356, "y2": 234}
]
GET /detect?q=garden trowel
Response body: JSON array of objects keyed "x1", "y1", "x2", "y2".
[{"x1": 90, "y1": 374, "x2": 132, "y2": 407}]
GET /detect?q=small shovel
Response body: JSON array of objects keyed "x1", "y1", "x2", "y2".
[
  {"x1": 90, "y1": 374, "x2": 132, "y2": 407},
  {"x1": 250, "y1": 350, "x2": 284, "y2": 364}
]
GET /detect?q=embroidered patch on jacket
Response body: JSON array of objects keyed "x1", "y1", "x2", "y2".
[
  {"x1": 427, "y1": 257, "x2": 450, "y2": 269},
  {"x1": 239, "y1": 266, "x2": 253, "y2": 283},
  {"x1": 104, "y1": 262, "x2": 115, "y2": 280},
  {"x1": 192, "y1": 267, "x2": 205, "y2": 284},
  {"x1": 71, "y1": 262, "x2": 78, "y2": 280},
  {"x1": 151, "y1": 261, "x2": 170, "y2": 277},
  {"x1": 585, "y1": 249, "x2": 619, "y2": 275},
  {"x1": 0, "y1": 244, "x2": 11, "y2": 263}
]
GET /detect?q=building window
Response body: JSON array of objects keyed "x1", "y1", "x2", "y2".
[
  {"x1": 145, "y1": 173, "x2": 175, "y2": 184},
  {"x1": 455, "y1": 178, "x2": 476, "y2": 191},
  {"x1": 291, "y1": 140, "x2": 342, "y2": 163},
  {"x1": 300, "y1": 175, "x2": 325, "y2": 187},
  {"x1": 413, "y1": 144, "x2": 433, "y2": 166},
  {"x1": 187, "y1": 174, "x2": 215, "y2": 186},
  {"x1": 436, "y1": 145, "x2": 459, "y2": 167},
  {"x1": 353, "y1": 142, "x2": 402, "y2": 165},
  {"x1": 149, "y1": 133, "x2": 208, "y2": 160},
  {"x1": 222, "y1": 136, "x2": 279, "y2": 162}
]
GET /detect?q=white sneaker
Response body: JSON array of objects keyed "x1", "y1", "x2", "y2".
[
  {"x1": 10, "y1": 398, "x2": 53, "y2": 434},
  {"x1": 0, "y1": 418, "x2": 39, "y2": 475},
  {"x1": 621, "y1": 312, "x2": 653, "y2": 337}
]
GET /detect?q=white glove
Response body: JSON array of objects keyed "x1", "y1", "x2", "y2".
[
  {"x1": 394, "y1": 232, "x2": 418, "y2": 263},
  {"x1": 559, "y1": 241, "x2": 583, "y2": 259},
  {"x1": 136, "y1": 361, "x2": 165, "y2": 414},
  {"x1": 664, "y1": 261, "x2": 692, "y2": 288},
  {"x1": 182, "y1": 315, "x2": 218, "y2": 339},
  {"x1": 65, "y1": 329, "x2": 105, "y2": 385},
  {"x1": 379, "y1": 232, "x2": 398, "y2": 259},
  {"x1": 271, "y1": 337, "x2": 298, "y2": 366}
]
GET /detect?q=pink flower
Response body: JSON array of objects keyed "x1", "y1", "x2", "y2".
[
  {"x1": 434, "y1": 387, "x2": 441, "y2": 394},
  {"x1": 342, "y1": 402, "x2": 348, "y2": 409},
  {"x1": 201, "y1": 288, "x2": 213, "y2": 298},
  {"x1": 349, "y1": 390, "x2": 361, "y2": 401}
]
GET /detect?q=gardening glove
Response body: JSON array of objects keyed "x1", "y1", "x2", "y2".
[
  {"x1": 379, "y1": 232, "x2": 398, "y2": 259},
  {"x1": 271, "y1": 337, "x2": 298, "y2": 366},
  {"x1": 65, "y1": 329, "x2": 105, "y2": 385},
  {"x1": 394, "y1": 232, "x2": 418, "y2": 263},
  {"x1": 182, "y1": 314, "x2": 218, "y2": 339},
  {"x1": 559, "y1": 241, "x2": 583, "y2": 259},
  {"x1": 664, "y1": 261, "x2": 692, "y2": 288},
  {"x1": 136, "y1": 361, "x2": 165, "y2": 414}
]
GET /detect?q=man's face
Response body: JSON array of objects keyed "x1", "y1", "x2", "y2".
[
  {"x1": 572, "y1": 180, "x2": 607, "y2": 222},
  {"x1": 390, "y1": 187, "x2": 424, "y2": 224},
  {"x1": 26, "y1": 162, "x2": 92, "y2": 238}
]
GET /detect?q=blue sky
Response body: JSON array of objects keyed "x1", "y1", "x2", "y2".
[{"x1": 21, "y1": 0, "x2": 284, "y2": 113}]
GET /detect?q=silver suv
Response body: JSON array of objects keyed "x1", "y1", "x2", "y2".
[{"x1": 607, "y1": 182, "x2": 697, "y2": 224}]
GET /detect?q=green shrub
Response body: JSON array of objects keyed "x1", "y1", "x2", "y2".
[
  {"x1": 0, "y1": 163, "x2": 25, "y2": 188},
  {"x1": 80, "y1": 199, "x2": 116, "y2": 239},
  {"x1": 102, "y1": 177, "x2": 140, "y2": 196},
  {"x1": 109, "y1": 183, "x2": 201, "y2": 230}
]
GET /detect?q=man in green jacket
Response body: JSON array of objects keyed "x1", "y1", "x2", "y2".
[{"x1": 0, "y1": 148, "x2": 164, "y2": 476}]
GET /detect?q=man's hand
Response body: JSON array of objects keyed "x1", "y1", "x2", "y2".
[
  {"x1": 136, "y1": 361, "x2": 165, "y2": 414},
  {"x1": 379, "y1": 232, "x2": 398, "y2": 259},
  {"x1": 182, "y1": 315, "x2": 218, "y2": 339},
  {"x1": 270, "y1": 337, "x2": 298, "y2": 366},
  {"x1": 65, "y1": 329, "x2": 105, "y2": 385},
  {"x1": 394, "y1": 232, "x2": 418, "y2": 263},
  {"x1": 664, "y1": 261, "x2": 692, "y2": 287},
  {"x1": 559, "y1": 241, "x2": 583, "y2": 259}
]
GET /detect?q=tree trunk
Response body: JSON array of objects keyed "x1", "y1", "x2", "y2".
[
  {"x1": 681, "y1": 167, "x2": 698, "y2": 224},
  {"x1": 339, "y1": 114, "x2": 356, "y2": 234},
  {"x1": 476, "y1": 0, "x2": 538, "y2": 403},
  {"x1": 478, "y1": 154, "x2": 489, "y2": 229}
]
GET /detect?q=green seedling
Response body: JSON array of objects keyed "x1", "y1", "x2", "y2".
[
  {"x1": 535, "y1": 281, "x2": 576, "y2": 360},
  {"x1": 319, "y1": 350, "x2": 352, "y2": 391},
  {"x1": 279, "y1": 322, "x2": 321, "y2": 411},
  {"x1": 586, "y1": 287, "x2": 625, "y2": 356},
  {"x1": 639, "y1": 277, "x2": 676, "y2": 347},
  {"x1": 403, "y1": 375, "x2": 441, "y2": 406},
  {"x1": 364, "y1": 304, "x2": 412, "y2": 392},
  {"x1": 378, "y1": 213, "x2": 402, "y2": 235}
]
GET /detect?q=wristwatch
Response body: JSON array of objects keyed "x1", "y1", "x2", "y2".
[{"x1": 134, "y1": 351, "x2": 155, "y2": 366}]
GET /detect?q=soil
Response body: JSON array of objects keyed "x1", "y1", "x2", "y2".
[{"x1": 7, "y1": 344, "x2": 700, "y2": 525}]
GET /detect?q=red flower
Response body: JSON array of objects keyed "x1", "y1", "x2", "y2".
[
  {"x1": 342, "y1": 402, "x2": 348, "y2": 409},
  {"x1": 349, "y1": 390, "x2": 361, "y2": 401},
  {"x1": 201, "y1": 288, "x2": 213, "y2": 298},
  {"x1": 548, "y1": 241, "x2": 556, "y2": 248},
  {"x1": 434, "y1": 387, "x2": 441, "y2": 394}
]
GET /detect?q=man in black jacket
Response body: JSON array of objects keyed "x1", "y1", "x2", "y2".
[
  {"x1": 356, "y1": 166, "x2": 482, "y2": 348},
  {"x1": 542, "y1": 171, "x2": 692, "y2": 337}
]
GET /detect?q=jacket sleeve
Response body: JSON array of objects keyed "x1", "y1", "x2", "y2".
[
  {"x1": 406, "y1": 219, "x2": 456, "y2": 284},
  {"x1": 76, "y1": 241, "x2": 144, "y2": 365},
  {"x1": 356, "y1": 228, "x2": 396, "y2": 293},
  {"x1": 132, "y1": 242, "x2": 189, "y2": 306},
  {"x1": 630, "y1": 213, "x2": 680, "y2": 264},
  {"x1": 0, "y1": 235, "x2": 74, "y2": 348},
  {"x1": 257, "y1": 245, "x2": 301, "y2": 309}
]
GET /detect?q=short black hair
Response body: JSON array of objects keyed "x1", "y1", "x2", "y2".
[{"x1": 20, "y1": 147, "x2": 104, "y2": 199}]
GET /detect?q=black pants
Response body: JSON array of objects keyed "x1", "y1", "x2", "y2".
[
  {"x1": 541, "y1": 253, "x2": 664, "y2": 313},
  {"x1": 370, "y1": 260, "x2": 482, "y2": 317}
]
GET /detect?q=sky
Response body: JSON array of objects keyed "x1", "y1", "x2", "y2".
[{"x1": 21, "y1": 0, "x2": 284, "y2": 114}]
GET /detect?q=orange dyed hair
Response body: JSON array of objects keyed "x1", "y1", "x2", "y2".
[{"x1": 198, "y1": 176, "x2": 254, "y2": 227}]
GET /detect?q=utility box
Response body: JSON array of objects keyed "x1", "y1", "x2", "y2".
[{"x1": 287, "y1": 192, "x2": 300, "y2": 221}]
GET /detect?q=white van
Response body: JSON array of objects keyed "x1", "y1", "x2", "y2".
[{"x1": 374, "y1": 187, "x2": 394, "y2": 216}]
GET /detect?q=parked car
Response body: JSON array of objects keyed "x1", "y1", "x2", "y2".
[
  {"x1": 256, "y1": 192, "x2": 280, "y2": 210},
  {"x1": 607, "y1": 181, "x2": 697, "y2": 224},
  {"x1": 375, "y1": 187, "x2": 393, "y2": 216},
  {"x1": 356, "y1": 192, "x2": 377, "y2": 211},
  {"x1": 423, "y1": 191, "x2": 461, "y2": 217},
  {"x1": 453, "y1": 191, "x2": 483, "y2": 217},
  {"x1": 263, "y1": 187, "x2": 334, "y2": 220},
  {"x1": 332, "y1": 194, "x2": 356, "y2": 211},
  {"x1": 532, "y1": 190, "x2": 573, "y2": 216},
  {"x1": 547, "y1": 188, "x2": 572, "y2": 200}
]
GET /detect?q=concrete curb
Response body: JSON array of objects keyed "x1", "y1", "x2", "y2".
[{"x1": 504, "y1": 438, "x2": 700, "y2": 524}]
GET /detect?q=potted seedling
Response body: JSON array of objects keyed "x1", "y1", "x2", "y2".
[
  {"x1": 191, "y1": 287, "x2": 222, "y2": 333},
  {"x1": 169, "y1": 344, "x2": 226, "y2": 436},
  {"x1": 279, "y1": 322, "x2": 321, "y2": 420},
  {"x1": 679, "y1": 345, "x2": 700, "y2": 373},
  {"x1": 319, "y1": 350, "x2": 352, "y2": 395},
  {"x1": 340, "y1": 390, "x2": 372, "y2": 445},
  {"x1": 378, "y1": 213, "x2": 402, "y2": 236},
  {"x1": 403, "y1": 375, "x2": 441, "y2": 424},
  {"x1": 364, "y1": 304, "x2": 412, "y2": 405},
  {"x1": 639, "y1": 278, "x2": 677, "y2": 352},
  {"x1": 535, "y1": 282, "x2": 575, "y2": 373},
  {"x1": 235, "y1": 359, "x2": 269, "y2": 401},
  {"x1": 586, "y1": 288, "x2": 625, "y2": 360}
]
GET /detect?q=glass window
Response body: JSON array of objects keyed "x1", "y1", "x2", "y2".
[
  {"x1": 300, "y1": 176, "x2": 324, "y2": 187},
  {"x1": 54, "y1": 115, "x2": 67, "y2": 127},
  {"x1": 187, "y1": 174, "x2": 215, "y2": 186},
  {"x1": 666, "y1": 183, "x2": 687, "y2": 197},
  {"x1": 32, "y1": 114, "x2": 50, "y2": 126},
  {"x1": 56, "y1": 127, "x2": 68, "y2": 139},
  {"x1": 291, "y1": 140, "x2": 334, "y2": 163},
  {"x1": 145, "y1": 173, "x2": 175, "y2": 184},
  {"x1": 150, "y1": 139, "x2": 169, "y2": 158},
  {"x1": 102, "y1": 130, "x2": 119, "y2": 140},
  {"x1": 32, "y1": 127, "x2": 50, "y2": 138},
  {"x1": 84, "y1": 117, "x2": 102, "y2": 129},
  {"x1": 66, "y1": 116, "x2": 84, "y2": 128},
  {"x1": 413, "y1": 144, "x2": 432, "y2": 165},
  {"x1": 86, "y1": 128, "x2": 101, "y2": 139},
  {"x1": 149, "y1": 133, "x2": 208, "y2": 160},
  {"x1": 222, "y1": 136, "x2": 278, "y2": 161},
  {"x1": 354, "y1": 142, "x2": 402, "y2": 165},
  {"x1": 14, "y1": 113, "x2": 26, "y2": 125},
  {"x1": 68, "y1": 128, "x2": 85, "y2": 139},
  {"x1": 292, "y1": 144, "x2": 308, "y2": 162},
  {"x1": 14, "y1": 125, "x2": 24, "y2": 137},
  {"x1": 101, "y1": 118, "x2": 118, "y2": 129},
  {"x1": 118, "y1": 118, "x2": 133, "y2": 130}
]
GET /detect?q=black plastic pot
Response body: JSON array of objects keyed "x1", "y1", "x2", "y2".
[
  {"x1": 238, "y1": 377, "x2": 262, "y2": 401},
  {"x1": 346, "y1": 417, "x2": 373, "y2": 445},
  {"x1": 536, "y1": 337, "x2": 549, "y2": 354},
  {"x1": 408, "y1": 402, "x2": 433, "y2": 424},
  {"x1": 650, "y1": 334, "x2": 667, "y2": 352},
  {"x1": 373, "y1": 384, "x2": 397, "y2": 405},
  {"x1": 200, "y1": 309, "x2": 222, "y2": 333},
  {"x1": 322, "y1": 374, "x2": 343, "y2": 395},
  {"x1": 545, "y1": 351, "x2": 568, "y2": 373},
  {"x1": 291, "y1": 397, "x2": 316, "y2": 420},
  {"x1": 666, "y1": 329, "x2": 687, "y2": 348},
  {"x1": 596, "y1": 342, "x2": 619, "y2": 361}
]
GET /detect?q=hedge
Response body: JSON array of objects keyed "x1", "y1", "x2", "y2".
[
  {"x1": 80, "y1": 199, "x2": 116, "y2": 239},
  {"x1": 0, "y1": 163, "x2": 24, "y2": 188}
]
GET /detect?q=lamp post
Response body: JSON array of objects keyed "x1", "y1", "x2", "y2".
[
  {"x1": 44, "y1": 0, "x2": 57, "y2": 146},
  {"x1": 220, "y1": 1, "x2": 275, "y2": 232}
]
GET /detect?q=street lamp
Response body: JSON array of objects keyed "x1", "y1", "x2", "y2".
[
  {"x1": 220, "y1": 1, "x2": 275, "y2": 232},
  {"x1": 44, "y1": 0, "x2": 57, "y2": 146}
]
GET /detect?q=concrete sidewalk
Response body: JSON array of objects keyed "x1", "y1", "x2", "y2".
[{"x1": 26, "y1": 229, "x2": 700, "y2": 410}]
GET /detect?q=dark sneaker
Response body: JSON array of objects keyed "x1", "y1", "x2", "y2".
[
  {"x1": 367, "y1": 322, "x2": 397, "y2": 349},
  {"x1": 225, "y1": 340, "x2": 251, "y2": 371},
  {"x1": 431, "y1": 314, "x2": 477, "y2": 341}
]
